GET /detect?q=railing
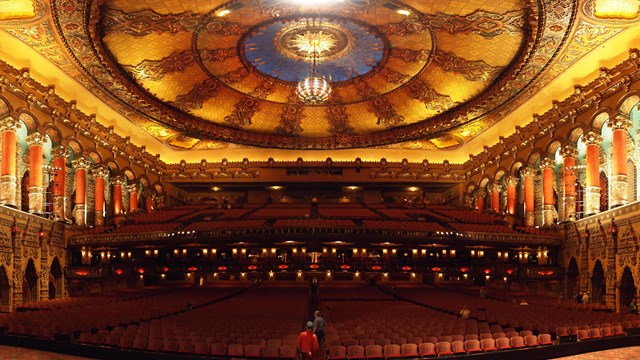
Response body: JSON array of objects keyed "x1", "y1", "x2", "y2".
[{"x1": 69, "y1": 226, "x2": 559, "y2": 247}]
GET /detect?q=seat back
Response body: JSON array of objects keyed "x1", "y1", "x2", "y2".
[
  {"x1": 495, "y1": 337, "x2": 511, "y2": 349},
  {"x1": 365, "y1": 344, "x2": 383, "y2": 358},
  {"x1": 401, "y1": 343, "x2": 418, "y2": 356},
  {"x1": 347, "y1": 345, "x2": 365, "y2": 358},
  {"x1": 538, "y1": 333, "x2": 553, "y2": 345},
  {"x1": 418, "y1": 342, "x2": 436, "y2": 356},
  {"x1": 328, "y1": 345, "x2": 346, "y2": 359},
  {"x1": 510, "y1": 336, "x2": 525, "y2": 348},
  {"x1": 451, "y1": 340, "x2": 465, "y2": 354},
  {"x1": 524, "y1": 335, "x2": 539, "y2": 346},
  {"x1": 383, "y1": 344, "x2": 400, "y2": 357},
  {"x1": 464, "y1": 339, "x2": 481, "y2": 352}
]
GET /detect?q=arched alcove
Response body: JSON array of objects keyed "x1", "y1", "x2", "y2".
[
  {"x1": 567, "y1": 257, "x2": 579, "y2": 299},
  {"x1": 620, "y1": 267, "x2": 636, "y2": 313},
  {"x1": 49, "y1": 257, "x2": 63, "y2": 300},
  {"x1": 591, "y1": 260, "x2": 605, "y2": 304},
  {"x1": 0, "y1": 266, "x2": 9, "y2": 311},
  {"x1": 23, "y1": 259, "x2": 38, "y2": 304}
]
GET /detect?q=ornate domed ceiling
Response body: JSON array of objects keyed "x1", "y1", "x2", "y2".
[
  {"x1": 96, "y1": 0, "x2": 530, "y2": 150},
  {"x1": 0, "y1": 0, "x2": 639, "y2": 156}
]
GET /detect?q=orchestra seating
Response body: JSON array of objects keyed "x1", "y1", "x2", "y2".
[{"x1": 1, "y1": 282, "x2": 638, "y2": 358}]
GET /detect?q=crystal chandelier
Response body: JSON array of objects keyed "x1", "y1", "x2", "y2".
[{"x1": 295, "y1": 22, "x2": 333, "y2": 104}]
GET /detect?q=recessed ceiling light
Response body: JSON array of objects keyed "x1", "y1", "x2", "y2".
[{"x1": 397, "y1": 9, "x2": 411, "y2": 16}]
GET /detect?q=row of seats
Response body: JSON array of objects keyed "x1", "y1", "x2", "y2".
[
  {"x1": 183, "y1": 220, "x2": 266, "y2": 231},
  {"x1": 363, "y1": 220, "x2": 446, "y2": 232}
]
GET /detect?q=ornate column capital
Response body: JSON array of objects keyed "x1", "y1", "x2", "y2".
[
  {"x1": 505, "y1": 175, "x2": 518, "y2": 187},
  {"x1": 610, "y1": 114, "x2": 631, "y2": 131},
  {"x1": 522, "y1": 167, "x2": 537, "y2": 178},
  {"x1": 26, "y1": 132, "x2": 47, "y2": 147},
  {"x1": 475, "y1": 187, "x2": 487, "y2": 197},
  {"x1": 539, "y1": 157, "x2": 556, "y2": 169},
  {"x1": 91, "y1": 165, "x2": 109, "y2": 178},
  {"x1": 127, "y1": 183, "x2": 139, "y2": 193},
  {"x1": 111, "y1": 175, "x2": 125, "y2": 186},
  {"x1": 0, "y1": 115, "x2": 21, "y2": 132},
  {"x1": 50, "y1": 145, "x2": 71, "y2": 159},
  {"x1": 561, "y1": 145, "x2": 578, "y2": 158},
  {"x1": 582, "y1": 131, "x2": 602, "y2": 146},
  {"x1": 489, "y1": 182, "x2": 502, "y2": 193},
  {"x1": 71, "y1": 157, "x2": 91, "y2": 170}
]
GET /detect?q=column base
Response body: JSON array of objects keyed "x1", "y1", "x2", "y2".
[
  {"x1": 52, "y1": 195, "x2": 66, "y2": 221},
  {"x1": 610, "y1": 174, "x2": 628, "y2": 207},
  {"x1": 525, "y1": 212, "x2": 535, "y2": 227},
  {"x1": 73, "y1": 204, "x2": 86, "y2": 226},
  {"x1": 585, "y1": 186, "x2": 601, "y2": 216},
  {"x1": 95, "y1": 211, "x2": 105, "y2": 226},
  {"x1": 542, "y1": 205, "x2": 556, "y2": 226},
  {"x1": 0, "y1": 175, "x2": 17, "y2": 207},
  {"x1": 28, "y1": 186, "x2": 44, "y2": 214},
  {"x1": 563, "y1": 196, "x2": 576, "y2": 222}
]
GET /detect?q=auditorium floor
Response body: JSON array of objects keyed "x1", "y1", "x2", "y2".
[
  {"x1": 0, "y1": 345, "x2": 639, "y2": 359},
  {"x1": 552, "y1": 345, "x2": 640, "y2": 359}
]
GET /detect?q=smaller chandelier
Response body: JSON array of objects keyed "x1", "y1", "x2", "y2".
[{"x1": 296, "y1": 76, "x2": 332, "y2": 104}]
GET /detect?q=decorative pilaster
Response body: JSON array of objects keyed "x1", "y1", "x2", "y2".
[
  {"x1": 522, "y1": 167, "x2": 537, "y2": 227},
  {"x1": 91, "y1": 165, "x2": 109, "y2": 226},
  {"x1": 610, "y1": 115, "x2": 631, "y2": 207},
  {"x1": 540, "y1": 157, "x2": 557, "y2": 226},
  {"x1": 72, "y1": 158, "x2": 91, "y2": 226},
  {"x1": 562, "y1": 146, "x2": 578, "y2": 222},
  {"x1": 505, "y1": 175, "x2": 518, "y2": 215},
  {"x1": 582, "y1": 132, "x2": 602, "y2": 216},
  {"x1": 50, "y1": 146, "x2": 70, "y2": 221},
  {"x1": 127, "y1": 183, "x2": 139, "y2": 213},
  {"x1": 489, "y1": 182, "x2": 502, "y2": 213},
  {"x1": 475, "y1": 188, "x2": 486, "y2": 212},
  {"x1": 0, "y1": 116, "x2": 21, "y2": 207},
  {"x1": 26, "y1": 133, "x2": 47, "y2": 214}
]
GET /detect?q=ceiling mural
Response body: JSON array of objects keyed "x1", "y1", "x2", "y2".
[{"x1": 0, "y1": 0, "x2": 638, "y2": 153}]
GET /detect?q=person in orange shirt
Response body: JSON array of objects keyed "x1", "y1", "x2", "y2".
[{"x1": 297, "y1": 321, "x2": 319, "y2": 360}]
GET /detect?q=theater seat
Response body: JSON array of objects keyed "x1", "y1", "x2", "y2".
[
  {"x1": 383, "y1": 344, "x2": 402, "y2": 359},
  {"x1": 347, "y1": 345, "x2": 365, "y2": 360},
  {"x1": 401, "y1": 343, "x2": 419, "y2": 358},
  {"x1": 510, "y1": 336, "x2": 525, "y2": 349},
  {"x1": 279, "y1": 345, "x2": 297, "y2": 360},
  {"x1": 418, "y1": 342, "x2": 436, "y2": 357},
  {"x1": 464, "y1": 340, "x2": 482, "y2": 354},
  {"x1": 365, "y1": 344, "x2": 383, "y2": 360},
  {"x1": 537, "y1": 334, "x2": 554, "y2": 345},
  {"x1": 328, "y1": 345, "x2": 347, "y2": 360},
  {"x1": 451, "y1": 341, "x2": 465, "y2": 355},
  {"x1": 480, "y1": 338, "x2": 497, "y2": 351},
  {"x1": 435, "y1": 342, "x2": 454, "y2": 357},
  {"x1": 495, "y1": 337, "x2": 511, "y2": 350},
  {"x1": 524, "y1": 335, "x2": 539, "y2": 347}
]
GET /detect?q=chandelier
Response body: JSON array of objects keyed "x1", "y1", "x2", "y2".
[{"x1": 295, "y1": 22, "x2": 333, "y2": 104}]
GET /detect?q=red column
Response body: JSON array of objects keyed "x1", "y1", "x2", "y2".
[
  {"x1": 27, "y1": 133, "x2": 47, "y2": 214},
  {"x1": 505, "y1": 175, "x2": 518, "y2": 215},
  {"x1": 562, "y1": 146, "x2": 578, "y2": 221},
  {"x1": 522, "y1": 167, "x2": 536, "y2": 227},
  {"x1": 127, "y1": 183, "x2": 139, "y2": 213},
  {"x1": 92, "y1": 165, "x2": 109, "y2": 226},
  {"x1": 475, "y1": 188, "x2": 486, "y2": 211},
  {"x1": 490, "y1": 182, "x2": 501, "y2": 213},
  {"x1": 112, "y1": 176, "x2": 124, "y2": 215},
  {"x1": 610, "y1": 115, "x2": 631, "y2": 207},
  {"x1": 540, "y1": 157, "x2": 556, "y2": 226},
  {"x1": 50, "y1": 146, "x2": 70, "y2": 221},
  {"x1": 0, "y1": 116, "x2": 21, "y2": 207},
  {"x1": 72, "y1": 158, "x2": 91, "y2": 226},
  {"x1": 144, "y1": 188, "x2": 155, "y2": 213},
  {"x1": 582, "y1": 132, "x2": 602, "y2": 215}
]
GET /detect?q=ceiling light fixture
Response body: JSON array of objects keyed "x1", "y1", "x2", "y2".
[{"x1": 295, "y1": 20, "x2": 333, "y2": 104}]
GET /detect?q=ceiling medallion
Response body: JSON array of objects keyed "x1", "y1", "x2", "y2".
[{"x1": 241, "y1": 15, "x2": 384, "y2": 84}]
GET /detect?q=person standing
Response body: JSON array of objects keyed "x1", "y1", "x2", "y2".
[
  {"x1": 313, "y1": 310, "x2": 326, "y2": 347},
  {"x1": 297, "y1": 321, "x2": 319, "y2": 360}
]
